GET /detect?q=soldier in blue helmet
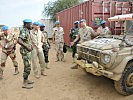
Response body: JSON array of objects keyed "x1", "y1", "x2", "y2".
[
  {"x1": 18, "y1": 19, "x2": 34, "y2": 89},
  {"x1": 69, "y1": 21, "x2": 80, "y2": 63},
  {"x1": 40, "y1": 23, "x2": 50, "y2": 69},
  {"x1": 71, "y1": 19, "x2": 95, "y2": 44},
  {"x1": 52, "y1": 20, "x2": 65, "y2": 62},
  {"x1": 0, "y1": 25, "x2": 19, "y2": 79},
  {"x1": 31, "y1": 22, "x2": 47, "y2": 78},
  {"x1": 71, "y1": 19, "x2": 95, "y2": 69},
  {"x1": 96, "y1": 20, "x2": 111, "y2": 36}
]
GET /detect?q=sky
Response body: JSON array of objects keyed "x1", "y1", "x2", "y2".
[{"x1": 0, "y1": 0, "x2": 54, "y2": 27}]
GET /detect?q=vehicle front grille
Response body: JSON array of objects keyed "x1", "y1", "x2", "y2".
[{"x1": 78, "y1": 46, "x2": 100, "y2": 63}]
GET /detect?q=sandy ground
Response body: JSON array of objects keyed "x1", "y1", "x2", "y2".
[{"x1": 0, "y1": 43, "x2": 133, "y2": 100}]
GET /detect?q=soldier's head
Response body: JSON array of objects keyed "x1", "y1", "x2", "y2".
[
  {"x1": 100, "y1": 20, "x2": 106, "y2": 28},
  {"x1": 2, "y1": 25, "x2": 10, "y2": 35},
  {"x1": 39, "y1": 23, "x2": 45, "y2": 31},
  {"x1": 23, "y1": 19, "x2": 32, "y2": 30},
  {"x1": 80, "y1": 19, "x2": 87, "y2": 28},
  {"x1": 55, "y1": 21, "x2": 60, "y2": 28},
  {"x1": 33, "y1": 22, "x2": 40, "y2": 30},
  {"x1": 74, "y1": 21, "x2": 79, "y2": 28}
]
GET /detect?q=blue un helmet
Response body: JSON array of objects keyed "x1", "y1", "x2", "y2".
[
  {"x1": 80, "y1": 19, "x2": 86, "y2": 23},
  {"x1": 74, "y1": 21, "x2": 79, "y2": 24},
  {"x1": 39, "y1": 23, "x2": 45, "y2": 27},
  {"x1": 55, "y1": 20, "x2": 60, "y2": 25},
  {"x1": 2, "y1": 25, "x2": 9, "y2": 31},
  {"x1": 23, "y1": 19, "x2": 32, "y2": 23},
  {"x1": 100, "y1": 20, "x2": 106, "y2": 25},
  {"x1": 33, "y1": 22, "x2": 40, "y2": 26}
]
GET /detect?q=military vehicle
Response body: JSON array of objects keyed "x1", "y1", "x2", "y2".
[{"x1": 74, "y1": 14, "x2": 133, "y2": 95}]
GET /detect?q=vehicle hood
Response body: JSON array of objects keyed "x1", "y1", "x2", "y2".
[{"x1": 80, "y1": 38, "x2": 122, "y2": 50}]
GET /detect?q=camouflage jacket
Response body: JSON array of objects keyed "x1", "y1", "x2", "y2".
[
  {"x1": 79, "y1": 26, "x2": 95, "y2": 43},
  {"x1": 19, "y1": 28, "x2": 32, "y2": 54},
  {"x1": 0, "y1": 32, "x2": 17, "y2": 52},
  {"x1": 69, "y1": 27, "x2": 79, "y2": 42},
  {"x1": 52, "y1": 27, "x2": 64, "y2": 43}
]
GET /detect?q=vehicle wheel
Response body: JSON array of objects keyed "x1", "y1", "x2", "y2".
[{"x1": 114, "y1": 62, "x2": 133, "y2": 95}]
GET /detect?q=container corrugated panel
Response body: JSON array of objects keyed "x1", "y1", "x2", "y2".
[{"x1": 57, "y1": 0, "x2": 132, "y2": 45}]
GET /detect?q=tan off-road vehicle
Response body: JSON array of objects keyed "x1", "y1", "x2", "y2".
[{"x1": 75, "y1": 14, "x2": 133, "y2": 95}]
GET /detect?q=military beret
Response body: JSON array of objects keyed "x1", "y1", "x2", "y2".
[
  {"x1": 100, "y1": 20, "x2": 106, "y2": 25},
  {"x1": 80, "y1": 19, "x2": 86, "y2": 23},
  {"x1": 2, "y1": 25, "x2": 9, "y2": 31},
  {"x1": 55, "y1": 21, "x2": 60, "y2": 25},
  {"x1": 23, "y1": 19, "x2": 32, "y2": 23},
  {"x1": 39, "y1": 23, "x2": 45, "y2": 27},
  {"x1": 33, "y1": 22, "x2": 39, "y2": 25},
  {"x1": 74, "y1": 21, "x2": 79, "y2": 24}
]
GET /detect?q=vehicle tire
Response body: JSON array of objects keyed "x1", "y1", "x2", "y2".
[{"x1": 114, "y1": 62, "x2": 133, "y2": 95}]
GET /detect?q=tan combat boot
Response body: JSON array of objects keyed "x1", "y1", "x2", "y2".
[
  {"x1": 71, "y1": 64, "x2": 78, "y2": 69},
  {"x1": 34, "y1": 74, "x2": 40, "y2": 79},
  {"x1": 41, "y1": 71, "x2": 47, "y2": 76},
  {"x1": 25, "y1": 80, "x2": 34, "y2": 84},
  {"x1": 45, "y1": 63, "x2": 50, "y2": 69},
  {"x1": 22, "y1": 80, "x2": 33, "y2": 89}
]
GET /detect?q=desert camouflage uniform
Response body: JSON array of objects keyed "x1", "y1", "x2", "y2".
[
  {"x1": 19, "y1": 28, "x2": 32, "y2": 80},
  {"x1": 0, "y1": 32, "x2": 18, "y2": 72},
  {"x1": 53, "y1": 27, "x2": 64, "y2": 61},
  {"x1": 97, "y1": 26, "x2": 111, "y2": 36},
  {"x1": 79, "y1": 26, "x2": 95, "y2": 43}
]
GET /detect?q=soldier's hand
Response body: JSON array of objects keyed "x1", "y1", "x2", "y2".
[
  {"x1": 71, "y1": 42, "x2": 74, "y2": 46},
  {"x1": 27, "y1": 46, "x2": 33, "y2": 52},
  {"x1": 0, "y1": 44, "x2": 4, "y2": 49},
  {"x1": 9, "y1": 45, "x2": 16, "y2": 49}
]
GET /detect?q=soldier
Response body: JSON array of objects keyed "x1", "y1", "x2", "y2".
[
  {"x1": 0, "y1": 26, "x2": 19, "y2": 79},
  {"x1": 96, "y1": 20, "x2": 111, "y2": 36},
  {"x1": 52, "y1": 21, "x2": 65, "y2": 62},
  {"x1": 18, "y1": 19, "x2": 34, "y2": 89},
  {"x1": 40, "y1": 23, "x2": 50, "y2": 69},
  {"x1": 31, "y1": 22, "x2": 47, "y2": 79},
  {"x1": 71, "y1": 19, "x2": 95, "y2": 69},
  {"x1": 69, "y1": 21, "x2": 80, "y2": 61},
  {"x1": 71, "y1": 19, "x2": 95, "y2": 44}
]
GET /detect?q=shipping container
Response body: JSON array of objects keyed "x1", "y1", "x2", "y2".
[{"x1": 56, "y1": 0, "x2": 132, "y2": 45}]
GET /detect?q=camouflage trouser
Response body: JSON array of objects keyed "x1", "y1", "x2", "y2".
[
  {"x1": 0, "y1": 50, "x2": 18, "y2": 71},
  {"x1": 55, "y1": 42, "x2": 64, "y2": 60},
  {"x1": 42, "y1": 44, "x2": 49, "y2": 63},
  {"x1": 20, "y1": 48, "x2": 31, "y2": 80},
  {"x1": 71, "y1": 45, "x2": 77, "y2": 58},
  {"x1": 43, "y1": 49, "x2": 49, "y2": 63},
  {"x1": 32, "y1": 47, "x2": 46, "y2": 75}
]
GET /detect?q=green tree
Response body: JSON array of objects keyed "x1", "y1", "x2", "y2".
[{"x1": 43, "y1": 0, "x2": 83, "y2": 21}]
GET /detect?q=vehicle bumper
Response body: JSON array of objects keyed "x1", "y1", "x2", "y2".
[{"x1": 75, "y1": 59, "x2": 114, "y2": 78}]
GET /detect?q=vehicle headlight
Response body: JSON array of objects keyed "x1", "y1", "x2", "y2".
[{"x1": 102, "y1": 54, "x2": 111, "y2": 64}]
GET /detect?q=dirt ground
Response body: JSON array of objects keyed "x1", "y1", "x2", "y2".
[{"x1": 0, "y1": 43, "x2": 133, "y2": 100}]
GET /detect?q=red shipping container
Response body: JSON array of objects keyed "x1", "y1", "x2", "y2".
[{"x1": 56, "y1": 0, "x2": 132, "y2": 45}]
